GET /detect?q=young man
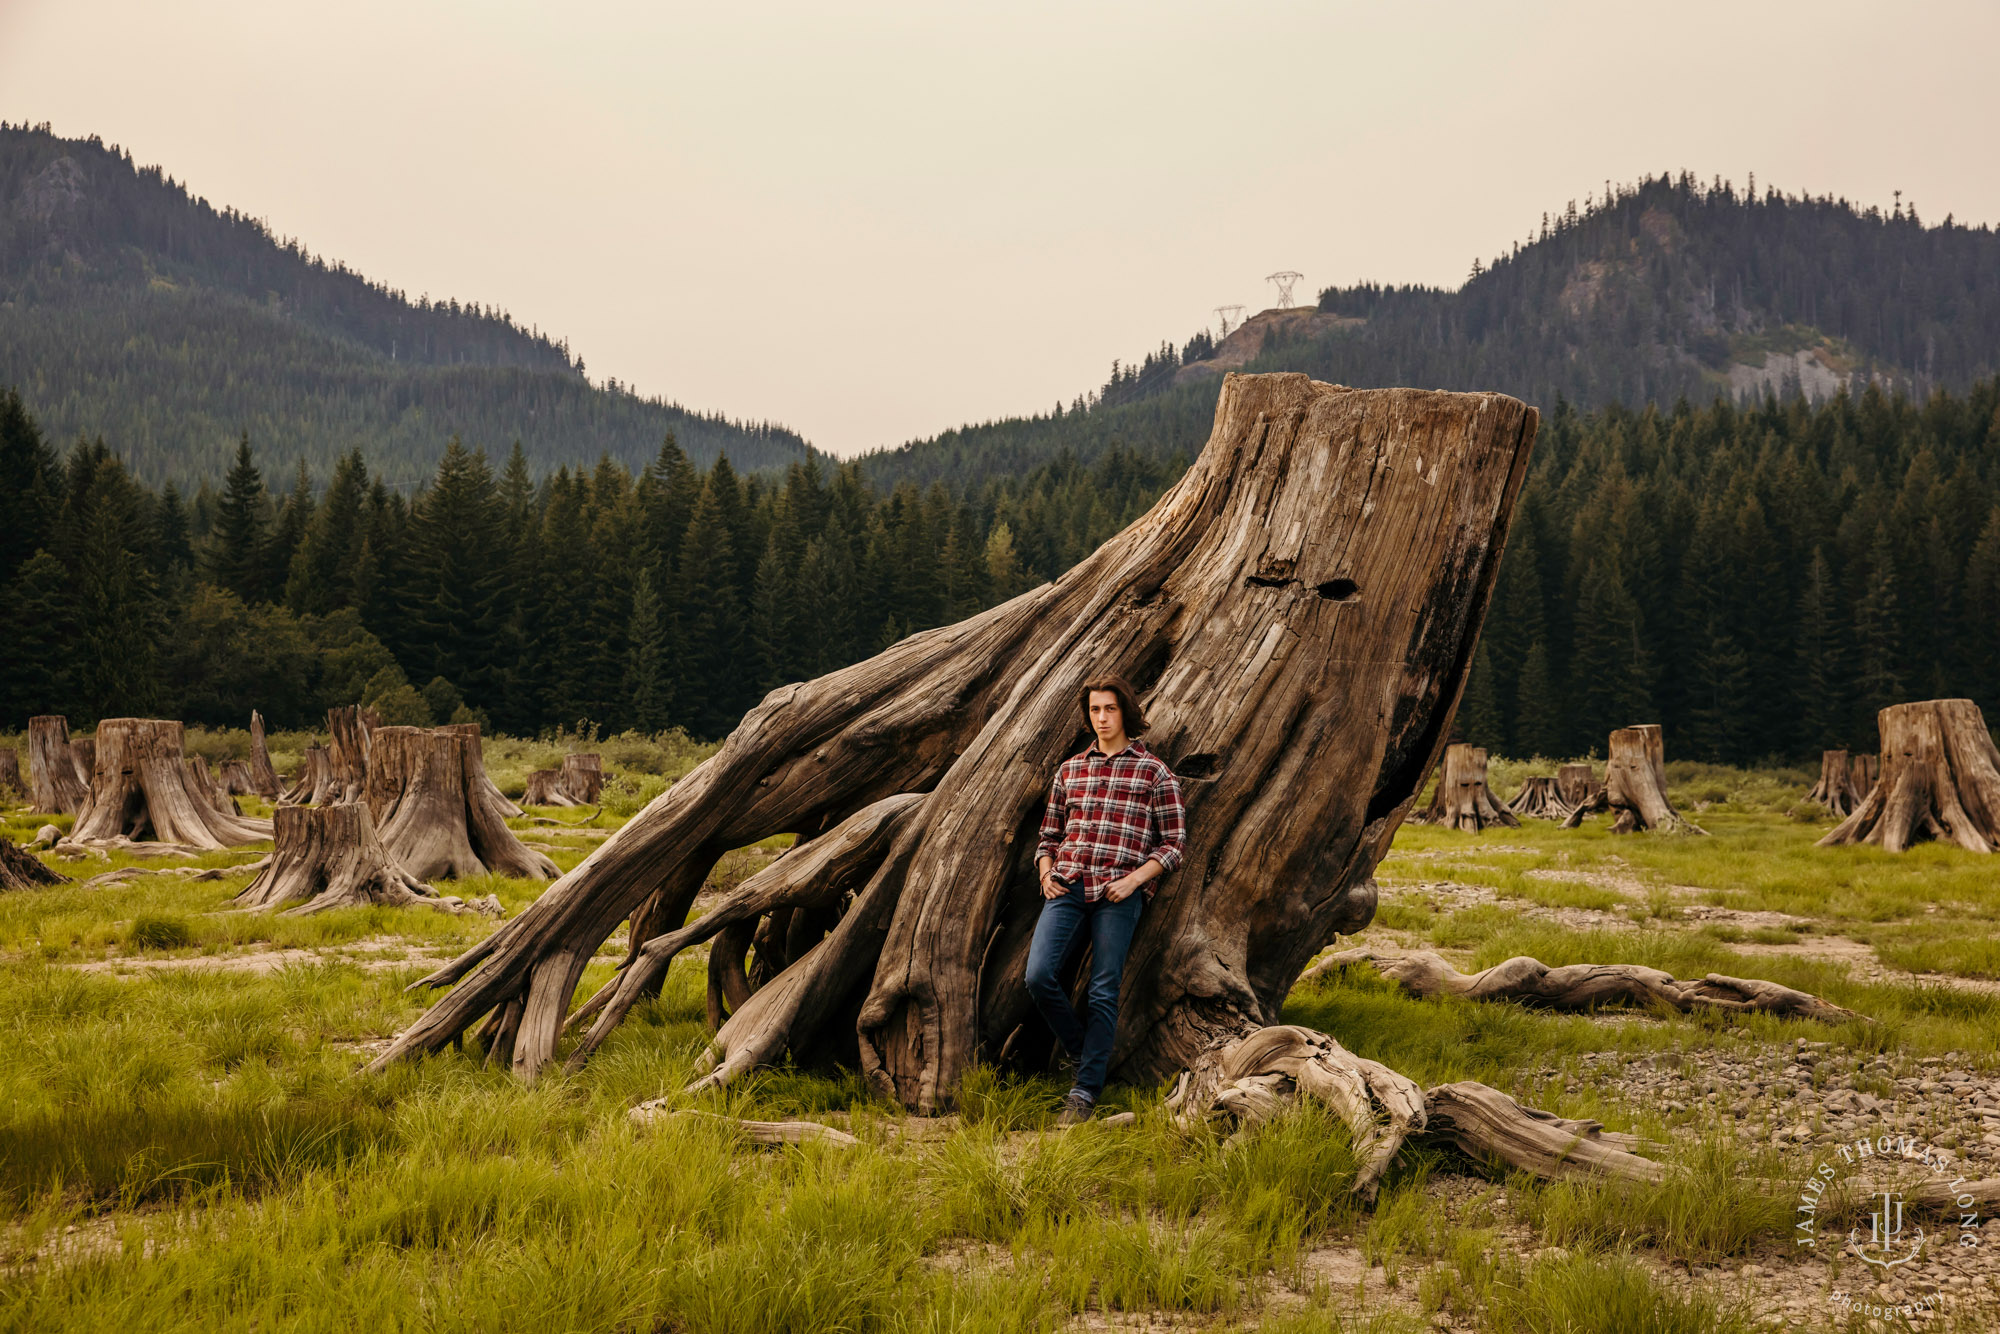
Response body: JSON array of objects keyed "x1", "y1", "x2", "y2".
[{"x1": 1028, "y1": 674, "x2": 1186, "y2": 1127}]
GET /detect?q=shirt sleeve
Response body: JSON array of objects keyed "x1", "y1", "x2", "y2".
[
  {"x1": 1034, "y1": 766, "x2": 1067, "y2": 864},
  {"x1": 1146, "y1": 768, "x2": 1186, "y2": 873}
]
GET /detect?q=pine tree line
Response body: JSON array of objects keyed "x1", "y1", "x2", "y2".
[{"x1": 0, "y1": 386, "x2": 1181, "y2": 737}]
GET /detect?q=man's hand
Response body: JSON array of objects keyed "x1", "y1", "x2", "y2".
[
  {"x1": 1039, "y1": 864, "x2": 1066, "y2": 899},
  {"x1": 1103, "y1": 874, "x2": 1139, "y2": 903}
]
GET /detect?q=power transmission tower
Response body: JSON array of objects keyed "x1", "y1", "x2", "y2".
[
  {"x1": 1214, "y1": 305, "x2": 1245, "y2": 339},
  {"x1": 1266, "y1": 270, "x2": 1304, "y2": 308}
]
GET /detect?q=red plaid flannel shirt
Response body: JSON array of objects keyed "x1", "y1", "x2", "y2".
[{"x1": 1034, "y1": 739, "x2": 1186, "y2": 901}]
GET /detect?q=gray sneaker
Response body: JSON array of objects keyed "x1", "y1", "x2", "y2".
[{"x1": 1056, "y1": 1092, "x2": 1095, "y2": 1128}]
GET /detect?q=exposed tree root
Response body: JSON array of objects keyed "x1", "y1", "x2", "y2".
[
  {"x1": 1504, "y1": 775, "x2": 1573, "y2": 820},
  {"x1": 1309, "y1": 946, "x2": 1863, "y2": 1024},
  {"x1": 628, "y1": 1103, "x2": 862, "y2": 1148}
]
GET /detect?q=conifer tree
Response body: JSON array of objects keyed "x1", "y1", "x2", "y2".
[
  {"x1": 1794, "y1": 547, "x2": 1846, "y2": 747},
  {"x1": 206, "y1": 432, "x2": 269, "y2": 602},
  {"x1": 405, "y1": 440, "x2": 507, "y2": 707},
  {"x1": 0, "y1": 550, "x2": 73, "y2": 721},
  {"x1": 286, "y1": 449, "x2": 367, "y2": 614},
  {"x1": 675, "y1": 479, "x2": 743, "y2": 737},
  {"x1": 1853, "y1": 524, "x2": 1907, "y2": 740},
  {"x1": 1456, "y1": 641, "x2": 1505, "y2": 747},
  {"x1": 0, "y1": 387, "x2": 61, "y2": 588},
  {"x1": 265, "y1": 461, "x2": 315, "y2": 597},
  {"x1": 624, "y1": 565, "x2": 672, "y2": 731},
  {"x1": 1569, "y1": 558, "x2": 1654, "y2": 750},
  {"x1": 1511, "y1": 639, "x2": 1563, "y2": 757}
]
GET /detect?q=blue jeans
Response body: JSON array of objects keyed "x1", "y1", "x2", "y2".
[{"x1": 1024, "y1": 887, "x2": 1144, "y2": 1101}]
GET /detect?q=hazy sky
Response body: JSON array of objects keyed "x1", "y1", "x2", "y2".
[{"x1": 5, "y1": 1, "x2": 1998, "y2": 457}]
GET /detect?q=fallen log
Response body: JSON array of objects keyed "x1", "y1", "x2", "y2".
[
  {"x1": 1819, "y1": 700, "x2": 2000, "y2": 853},
  {"x1": 248, "y1": 710, "x2": 283, "y2": 797},
  {"x1": 1413, "y1": 744, "x2": 1519, "y2": 833},
  {"x1": 1, "y1": 838, "x2": 66, "y2": 890},
  {"x1": 1805, "y1": 748, "x2": 1858, "y2": 816},
  {"x1": 1504, "y1": 775, "x2": 1572, "y2": 820},
  {"x1": 1561, "y1": 725, "x2": 1705, "y2": 835},
  {"x1": 628, "y1": 1103, "x2": 861, "y2": 1148},
  {"x1": 234, "y1": 802, "x2": 464, "y2": 914},
  {"x1": 1308, "y1": 946, "x2": 1862, "y2": 1023},
  {"x1": 69, "y1": 720, "x2": 274, "y2": 849},
  {"x1": 28, "y1": 716, "x2": 89, "y2": 816},
  {"x1": 371, "y1": 372, "x2": 1538, "y2": 1153}
]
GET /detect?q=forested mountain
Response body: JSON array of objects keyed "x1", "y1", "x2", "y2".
[
  {"x1": 0, "y1": 123, "x2": 813, "y2": 485},
  {"x1": 863, "y1": 173, "x2": 2000, "y2": 491},
  {"x1": 5, "y1": 375, "x2": 1997, "y2": 764}
]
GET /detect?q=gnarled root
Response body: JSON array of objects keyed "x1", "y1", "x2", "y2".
[
  {"x1": 1310, "y1": 947, "x2": 1863, "y2": 1024},
  {"x1": 1172, "y1": 1024, "x2": 1664, "y2": 1202}
]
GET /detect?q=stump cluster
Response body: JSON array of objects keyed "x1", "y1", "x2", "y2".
[
  {"x1": 1412, "y1": 744, "x2": 1518, "y2": 832},
  {"x1": 1819, "y1": 699, "x2": 2000, "y2": 853},
  {"x1": 69, "y1": 720, "x2": 273, "y2": 849},
  {"x1": 1561, "y1": 725, "x2": 1704, "y2": 835},
  {"x1": 28, "y1": 716, "x2": 89, "y2": 815},
  {"x1": 370, "y1": 374, "x2": 1541, "y2": 1141}
]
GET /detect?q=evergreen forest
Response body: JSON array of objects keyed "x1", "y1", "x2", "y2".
[{"x1": 4, "y1": 374, "x2": 1998, "y2": 765}]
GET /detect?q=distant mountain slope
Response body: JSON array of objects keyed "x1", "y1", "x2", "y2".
[
  {"x1": 0, "y1": 124, "x2": 813, "y2": 484},
  {"x1": 863, "y1": 174, "x2": 2000, "y2": 491}
]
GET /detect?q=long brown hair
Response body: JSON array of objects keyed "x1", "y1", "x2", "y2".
[{"x1": 1078, "y1": 674, "x2": 1148, "y2": 736}]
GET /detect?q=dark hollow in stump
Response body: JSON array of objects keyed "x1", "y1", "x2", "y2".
[
  {"x1": 221, "y1": 760, "x2": 258, "y2": 797},
  {"x1": 69, "y1": 720, "x2": 274, "y2": 849},
  {"x1": 1555, "y1": 762, "x2": 1597, "y2": 807},
  {"x1": 1849, "y1": 751, "x2": 1879, "y2": 800},
  {"x1": 1818, "y1": 699, "x2": 2000, "y2": 853},
  {"x1": 1806, "y1": 748, "x2": 1858, "y2": 816},
  {"x1": 1311, "y1": 947, "x2": 1862, "y2": 1024},
  {"x1": 559, "y1": 753, "x2": 604, "y2": 805},
  {"x1": 1504, "y1": 775, "x2": 1572, "y2": 820},
  {"x1": 0, "y1": 747, "x2": 23, "y2": 799},
  {"x1": 365, "y1": 726, "x2": 557, "y2": 880},
  {"x1": 1413, "y1": 744, "x2": 1519, "y2": 832},
  {"x1": 524, "y1": 770, "x2": 564, "y2": 806},
  {"x1": 28, "y1": 716, "x2": 89, "y2": 816},
  {"x1": 235, "y1": 803, "x2": 451, "y2": 914},
  {"x1": 1, "y1": 837, "x2": 66, "y2": 890},
  {"x1": 1561, "y1": 725, "x2": 1705, "y2": 835},
  {"x1": 372, "y1": 374, "x2": 1537, "y2": 1145},
  {"x1": 249, "y1": 710, "x2": 283, "y2": 797}
]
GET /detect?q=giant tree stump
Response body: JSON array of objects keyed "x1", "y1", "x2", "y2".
[
  {"x1": 1818, "y1": 700, "x2": 2000, "y2": 853},
  {"x1": 1555, "y1": 762, "x2": 1597, "y2": 806},
  {"x1": 1504, "y1": 775, "x2": 1571, "y2": 820},
  {"x1": 1806, "y1": 748, "x2": 1859, "y2": 816},
  {"x1": 1561, "y1": 725, "x2": 1704, "y2": 835},
  {"x1": 1, "y1": 837, "x2": 66, "y2": 890},
  {"x1": 235, "y1": 803, "x2": 452, "y2": 914},
  {"x1": 372, "y1": 375, "x2": 1538, "y2": 1128},
  {"x1": 1413, "y1": 744, "x2": 1518, "y2": 832},
  {"x1": 69, "y1": 720, "x2": 273, "y2": 849},
  {"x1": 248, "y1": 710, "x2": 282, "y2": 798},
  {"x1": 365, "y1": 726, "x2": 557, "y2": 880},
  {"x1": 28, "y1": 716, "x2": 88, "y2": 815},
  {"x1": 0, "y1": 748, "x2": 22, "y2": 800}
]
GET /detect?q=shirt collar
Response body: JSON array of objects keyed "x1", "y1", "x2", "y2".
[{"x1": 1087, "y1": 738, "x2": 1146, "y2": 760}]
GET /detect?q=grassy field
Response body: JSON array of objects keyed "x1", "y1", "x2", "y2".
[{"x1": 1, "y1": 754, "x2": 1997, "y2": 1331}]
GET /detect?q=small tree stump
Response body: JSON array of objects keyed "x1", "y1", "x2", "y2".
[
  {"x1": 1818, "y1": 699, "x2": 2000, "y2": 853},
  {"x1": 324, "y1": 705, "x2": 378, "y2": 804},
  {"x1": 1805, "y1": 748, "x2": 1858, "y2": 816},
  {"x1": 28, "y1": 716, "x2": 89, "y2": 816},
  {"x1": 248, "y1": 710, "x2": 283, "y2": 798},
  {"x1": 1849, "y1": 751, "x2": 1878, "y2": 800},
  {"x1": 559, "y1": 753, "x2": 604, "y2": 804},
  {"x1": 1555, "y1": 762, "x2": 1597, "y2": 806},
  {"x1": 524, "y1": 770, "x2": 563, "y2": 805},
  {"x1": 1561, "y1": 725, "x2": 1704, "y2": 835},
  {"x1": 69, "y1": 720, "x2": 273, "y2": 848},
  {"x1": 1413, "y1": 744, "x2": 1518, "y2": 832},
  {"x1": 221, "y1": 760, "x2": 258, "y2": 797},
  {"x1": 0, "y1": 747, "x2": 23, "y2": 799},
  {"x1": 1504, "y1": 775, "x2": 1571, "y2": 820},
  {"x1": 234, "y1": 803, "x2": 454, "y2": 914},
  {"x1": 1, "y1": 837, "x2": 66, "y2": 890},
  {"x1": 366, "y1": 726, "x2": 557, "y2": 880}
]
